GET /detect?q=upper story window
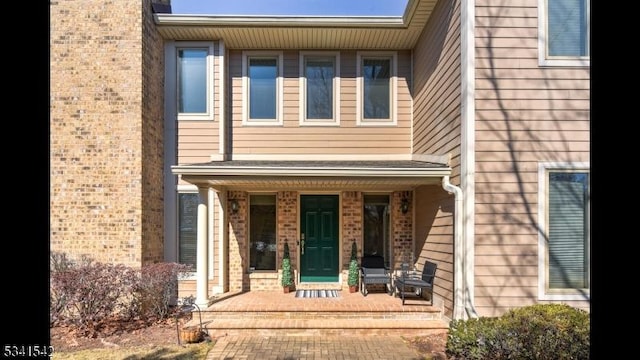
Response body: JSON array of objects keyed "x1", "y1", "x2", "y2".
[
  {"x1": 243, "y1": 51, "x2": 283, "y2": 126},
  {"x1": 538, "y1": 162, "x2": 590, "y2": 301},
  {"x1": 175, "y1": 42, "x2": 215, "y2": 120},
  {"x1": 538, "y1": 0, "x2": 590, "y2": 66},
  {"x1": 356, "y1": 52, "x2": 397, "y2": 126},
  {"x1": 299, "y1": 52, "x2": 340, "y2": 126}
]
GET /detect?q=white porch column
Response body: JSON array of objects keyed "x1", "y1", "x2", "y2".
[{"x1": 195, "y1": 186, "x2": 209, "y2": 308}]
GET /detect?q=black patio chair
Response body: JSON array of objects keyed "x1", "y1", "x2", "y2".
[
  {"x1": 394, "y1": 260, "x2": 437, "y2": 305},
  {"x1": 360, "y1": 255, "x2": 393, "y2": 296}
]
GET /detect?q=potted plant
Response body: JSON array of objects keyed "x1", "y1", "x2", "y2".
[
  {"x1": 348, "y1": 240, "x2": 359, "y2": 292},
  {"x1": 281, "y1": 240, "x2": 293, "y2": 293}
]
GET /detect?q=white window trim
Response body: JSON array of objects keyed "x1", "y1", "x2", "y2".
[
  {"x1": 175, "y1": 42, "x2": 215, "y2": 121},
  {"x1": 299, "y1": 51, "x2": 340, "y2": 126},
  {"x1": 537, "y1": 162, "x2": 590, "y2": 301},
  {"x1": 537, "y1": 0, "x2": 590, "y2": 67},
  {"x1": 242, "y1": 51, "x2": 284, "y2": 126},
  {"x1": 356, "y1": 51, "x2": 398, "y2": 126}
]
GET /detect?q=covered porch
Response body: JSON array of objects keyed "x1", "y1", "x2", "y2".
[
  {"x1": 171, "y1": 158, "x2": 460, "y2": 316},
  {"x1": 184, "y1": 287, "x2": 450, "y2": 337}
]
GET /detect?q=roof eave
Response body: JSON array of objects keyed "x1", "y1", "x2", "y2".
[
  {"x1": 154, "y1": 14, "x2": 407, "y2": 28},
  {"x1": 171, "y1": 165, "x2": 452, "y2": 178}
]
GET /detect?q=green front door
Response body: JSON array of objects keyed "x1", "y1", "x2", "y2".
[{"x1": 300, "y1": 195, "x2": 339, "y2": 282}]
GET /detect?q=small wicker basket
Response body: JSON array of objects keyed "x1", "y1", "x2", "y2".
[{"x1": 179, "y1": 326, "x2": 203, "y2": 344}]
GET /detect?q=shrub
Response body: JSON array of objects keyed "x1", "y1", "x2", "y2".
[
  {"x1": 348, "y1": 241, "x2": 359, "y2": 287},
  {"x1": 50, "y1": 252, "x2": 193, "y2": 337},
  {"x1": 50, "y1": 258, "x2": 138, "y2": 336},
  {"x1": 131, "y1": 262, "x2": 193, "y2": 321},
  {"x1": 281, "y1": 241, "x2": 293, "y2": 288},
  {"x1": 445, "y1": 304, "x2": 589, "y2": 360}
]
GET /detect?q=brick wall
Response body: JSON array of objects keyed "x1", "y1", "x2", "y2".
[
  {"x1": 392, "y1": 191, "x2": 414, "y2": 268},
  {"x1": 50, "y1": 0, "x2": 167, "y2": 267},
  {"x1": 228, "y1": 191, "x2": 247, "y2": 291}
]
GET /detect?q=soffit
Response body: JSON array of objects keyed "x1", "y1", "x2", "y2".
[{"x1": 154, "y1": 0, "x2": 437, "y2": 50}]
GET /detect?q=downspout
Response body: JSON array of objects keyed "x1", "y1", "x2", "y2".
[
  {"x1": 442, "y1": 176, "x2": 466, "y2": 320},
  {"x1": 218, "y1": 40, "x2": 226, "y2": 160},
  {"x1": 442, "y1": 176, "x2": 479, "y2": 320},
  {"x1": 460, "y1": 0, "x2": 479, "y2": 319}
]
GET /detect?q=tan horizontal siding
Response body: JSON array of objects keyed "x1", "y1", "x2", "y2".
[
  {"x1": 476, "y1": 274, "x2": 537, "y2": 287},
  {"x1": 476, "y1": 26, "x2": 537, "y2": 39},
  {"x1": 476, "y1": 0, "x2": 533, "y2": 6},
  {"x1": 477, "y1": 116, "x2": 590, "y2": 130},
  {"x1": 474, "y1": 223, "x2": 538, "y2": 235},
  {"x1": 475, "y1": 264, "x2": 539, "y2": 277},
  {"x1": 410, "y1": 0, "x2": 462, "y2": 321},
  {"x1": 176, "y1": 42, "x2": 222, "y2": 164},
  {"x1": 476, "y1": 16, "x2": 537, "y2": 27},
  {"x1": 475, "y1": 192, "x2": 538, "y2": 203},
  {"x1": 475, "y1": 6, "x2": 537, "y2": 18},
  {"x1": 476, "y1": 161, "x2": 541, "y2": 172},
  {"x1": 476, "y1": 150, "x2": 589, "y2": 162},
  {"x1": 474, "y1": 181, "x2": 538, "y2": 194},
  {"x1": 476, "y1": 140, "x2": 589, "y2": 152},
  {"x1": 475, "y1": 244, "x2": 537, "y2": 255},
  {"x1": 228, "y1": 49, "x2": 412, "y2": 156},
  {"x1": 474, "y1": 210, "x2": 538, "y2": 223},
  {"x1": 476, "y1": 255, "x2": 537, "y2": 267}
]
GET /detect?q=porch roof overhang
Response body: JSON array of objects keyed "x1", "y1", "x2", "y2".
[
  {"x1": 153, "y1": 0, "x2": 437, "y2": 50},
  {"x1": 171, "y1": 160, "x2": 451, "y2": 191}
]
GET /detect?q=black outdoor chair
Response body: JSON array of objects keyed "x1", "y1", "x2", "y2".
[
  {"x1": 360, "y1": 255, "x2": 393, "y2": 296},
  {"x1": 394, "y1": 260, "x2": 437, "y2": 305}
]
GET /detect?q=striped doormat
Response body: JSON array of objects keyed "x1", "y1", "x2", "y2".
[{"x1": 295, "y1": 289, "x2": 339, "y2": 298}]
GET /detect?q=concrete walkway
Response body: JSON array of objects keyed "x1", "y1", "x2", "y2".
[{"x1": 205, "y1": 334, "x2": 429, "y2": 360}]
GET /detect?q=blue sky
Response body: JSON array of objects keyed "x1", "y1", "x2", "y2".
[{"x1": 170, "y1": 0, "x2": 409, "y2": 16}]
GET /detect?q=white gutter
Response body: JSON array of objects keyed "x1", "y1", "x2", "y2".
[
  {"x1": 154, "y1": 14, "x2": 406, "y2": 28},
  {"x1": 172, "y1": 165, "x2": 451, "y2": 178},
  {"x1": 460, "y1": 0, "x2": 479, "y2": 320}
]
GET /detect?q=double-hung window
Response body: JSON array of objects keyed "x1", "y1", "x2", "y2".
[
  {"x1": 174, "y1": 42, "x2": 215, "y2": 120},
  {"x1": 356, "y1": 52, "x2": 397, "y2": 125},
  {"x1": 538, "y1": 163, "x2": 590, "y2": 300},
  {"x1": 538, "y1": 0, "x2": 590, "y2": 66},
  {"x1": 243, "y1": 52, "x2": 283, "y2": 125},
  {"x1": 299, "y1": 52, "x2": 340, "y2": 125}
]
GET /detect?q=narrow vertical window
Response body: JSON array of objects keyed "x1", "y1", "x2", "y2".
[
  {"x1": 538, "y1": 163, "x2": 590, "y2": 301},
  {"x1": 306, "y1": 57, "x2": 334, "y2": 119},
  {"x1": 249, "y1": 194, "x2": 277, "y2": 271},
  {"x1": 178, "y1": 193, "x2": 198, "y2": 270},
  {"x1": 178, "y1": 48, "x2": 208, "y2": 114},
  {"x1": 548, "y1": 172, "x2": 589, "y2": 290},
  {"x1": 357, "y1": 52, "x2": 396, "y2": 125},
  {"x1": 363, "y1": 195, "x2": 391, "y2": 268},
  {"x1": 363, "y1": 59, "x2": 390, "y2": 120},
  {"x1": 249, "y1": 58, "x2": 277, "y2": 120}
]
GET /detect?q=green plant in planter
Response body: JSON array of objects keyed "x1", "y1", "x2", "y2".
[
  {"x1": 281, "y1": 241, "x2": 293, "y2": 291},
  {"x1": 348, "y1": 241, "x2": 359, "y2": 290}
]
